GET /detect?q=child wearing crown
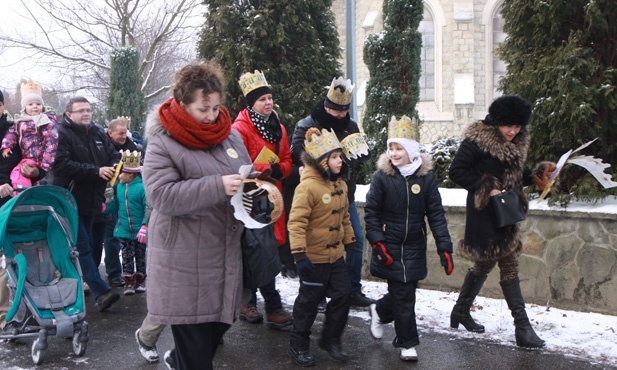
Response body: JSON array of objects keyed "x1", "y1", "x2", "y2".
[
  {"x1": 287, "y1": 127, "x2": 356, "y2": 367},
  {"x1": 104, "y1": 150, "x2": 148, "y2": 295},
  {"x1": 364, "y1": 115, "x2": 454, "y2": 362},
  {"x1": 1, "y1": 80, "x2": 58, "y2": 190}
]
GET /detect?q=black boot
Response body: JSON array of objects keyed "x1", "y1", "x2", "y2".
[
  {"x1": 450, "y1": 270, "x2": 487, "y2": 333},
  {"x1": 500, "y1": 277, "x2": 545, "y2": 349}
]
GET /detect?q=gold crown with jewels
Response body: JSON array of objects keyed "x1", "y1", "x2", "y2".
[
  {"x1": 326, "y1": 77, "x2": 354, "y2": 108},
  {"x1": 238, "y1": 70, "x2": 270, "y2": 97},
  {"x1": 388, "y1": 115, "x2": 419, "y2": 142},
  {"x1": 20, "y1": 80, "x2": 42, "y2": 98},
  {"x1": 304, "y1": 127, "x2": 342, "y2": 160},
  {"x1": 121, "y1": 150, "x2": 142, "y2": 173}
]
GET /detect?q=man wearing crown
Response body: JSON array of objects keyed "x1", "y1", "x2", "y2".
[{"x1": 288, "y1": 77, "x2": 374, "y2": 309}]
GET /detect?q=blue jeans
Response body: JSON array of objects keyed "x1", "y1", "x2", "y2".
[
  {"x1": 249, "y1": 278, "x2": 282, "y2": 313},
  {"x1": 348, "y1": 201, "x2": 364, "y2": 294},
  {"x1": 103, "y1": 214, "x2": 122, "y2": 279},
  {"x1": 77, "y1": 214, "x2": 112, "y2": 299}
]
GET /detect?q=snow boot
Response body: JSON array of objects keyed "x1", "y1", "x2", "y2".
[
  {"x1": 500, "y1": 277, "x2": 545, "y2": 349},
  {"x1": 450, "y1": 270, "x2": 487, "y2": 333}
]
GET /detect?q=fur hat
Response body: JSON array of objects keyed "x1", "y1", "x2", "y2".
[
  {"x1": 485, "y1": 95, "x2": 531, "y2": 126},
  {"x1": 20, "y1": 80, "x2": 44, "y2": 111}
]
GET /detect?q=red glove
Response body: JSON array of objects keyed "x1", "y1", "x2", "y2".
[
  {"x1": 372, "y1": 241, "x2": 393, "y2": 266},
  {"x1": 439, "y1": 250, "x2": 454, "y2": 275},
  {"x1": 137, "y1": 225, "x2": 148, "y2": 244}
]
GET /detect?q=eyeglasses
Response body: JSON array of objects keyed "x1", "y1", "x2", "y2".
[{"x1": 71, "y1": 109, "x2": 92, "y2": 114}]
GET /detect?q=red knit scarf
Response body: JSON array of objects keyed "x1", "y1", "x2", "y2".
[{"x1": 158, "y1": 97, "x2": 231, "y2": 149}]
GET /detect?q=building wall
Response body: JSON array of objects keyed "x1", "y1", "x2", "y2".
[{"x1": 333, "y1": 0, "x2": 503, "y2": 145}]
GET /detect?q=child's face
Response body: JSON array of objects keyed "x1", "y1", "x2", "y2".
[
  {"x1": 119, "y1": 172, "x2": 136, "y2": 184},
  {"x1": 25, "y1": 101, "x2": 43, "y2": 116},
  {"x1": 327, "y1": 150, "x2": 343, "y2": 174},
  {"x1": 388, "y1": 142, "x2": 411, "y2": 166}
]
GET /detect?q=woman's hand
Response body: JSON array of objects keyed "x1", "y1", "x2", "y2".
[
  {"x1": 0, "y1": 183, "x2": 13, "y2": 198},
  {"x1": 222, "y1": 174, "x2": 242, "y2": 196},
  {"x1": 20, "y1": 162, "x2": 40, "y2": 178},
  {"x1": 490, "y1": 189, "x2": 502, "y2": 197}
]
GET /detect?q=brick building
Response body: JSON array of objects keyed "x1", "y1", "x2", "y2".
[{"x1": 332, "y1": 0, "x2": 506, "y2": 145}]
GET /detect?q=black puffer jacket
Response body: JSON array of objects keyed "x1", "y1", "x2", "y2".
[
  {"x1": 52, "y1": 114, "x2": 120, "y2": 216},
  {"x1": 448, "y1": 120, "x2": 533, "y2": 262},
  {"x1": 0, "y1": 114, "x2": 21, "y2": 207},
  {"x1": 365, "y1": 153, "x2": 452, "y2": 282}
]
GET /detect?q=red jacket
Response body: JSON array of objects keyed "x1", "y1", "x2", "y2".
[{"x1": 232, "y1": 109, "x2": 292, "y2": 245}]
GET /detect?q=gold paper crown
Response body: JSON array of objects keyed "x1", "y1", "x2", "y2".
[
  {"x1": 304, "y1": 127, "x2": 342, "y2": 160},
  {"x1": 121, "y1": 150, "x2": 142, "y2": 173},
  {"x1": 20, "y1": 80, "x2": 43, "y2": 98},
  {"x1": 117, "y1": 116, "x2": 131, "y2": 129},
  {"x1": 238, "y1": 70, "x2": 270, "y2": 97},
  {"x1": 326, "y1": 77, "x2": 354, "y2": 107},
  {"x1": 388, "y1": 115, "x2": 419, "y2": 142}
]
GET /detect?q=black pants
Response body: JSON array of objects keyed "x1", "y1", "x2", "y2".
[
  {"x1": 170, "y1": 322, "x2": 230, "y2": 370},
  {"x1": 375, "y1": 279, "x2": 419, "y2": 349},
  {"x1": 290, "y1": 257, "x2": 351, "y2": 351},
  {"x1": 248, "y1": 277, "x2": 283, "y2": 313}
]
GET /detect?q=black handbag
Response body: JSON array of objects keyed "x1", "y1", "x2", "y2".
[
  {"x1": 241, "y1": 195, "x2": 281, "y2": 289},
  {"x1": 490, "y1": 190, "x2": 525, "y2": 228}
]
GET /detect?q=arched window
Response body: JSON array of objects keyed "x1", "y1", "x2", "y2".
[
  {"x1": 419, "y1": 9, "x2": 435, "y2": 102},
  {"x1": 492, "y1": 5, "x2": 506, "y2": 98}
]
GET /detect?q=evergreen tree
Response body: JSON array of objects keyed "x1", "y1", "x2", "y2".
[
  {"x1": 499, "y1": 0, "x2": 617, "y2": 202},
  {"x1": 360, "y1": 0, "x2": 424, "y2": 182},
  {"x1": 106, "y1": 47, "x2": 147, "y2": 133},
  {"x1": 197, "y1": 0, "x2": 341, "y2": 134}
]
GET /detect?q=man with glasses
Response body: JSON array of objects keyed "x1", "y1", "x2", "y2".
[{"x1": 52, "y1": 97, "x2": 122, "y2": 311}]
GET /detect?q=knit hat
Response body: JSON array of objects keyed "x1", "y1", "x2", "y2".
[
  {"x1": 20, "y1": 80, "x2": 44, "y2": 110},
  {"x1": 485, "y1": 95, "x2": 531, "y2": 126},
  {"x1": 238, "y1": 70, "x2": 272, "y2": 108},
  {"x1": 324, "y1": 77, "x2": 354, "y2": 111}
]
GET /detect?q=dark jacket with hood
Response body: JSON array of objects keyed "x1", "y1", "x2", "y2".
[
  {"x1": 365, "y1": 153, "x2": 452, "y2": 282},
  {"x1": 0, "y1": 114, "x2": 21, "y2": 207},
  {"x1": 52, "y1": 114, "x2": 120, "y2": 216},
  {"x1": 448, "y1": 120, "x2": 533, "y2": 262}
]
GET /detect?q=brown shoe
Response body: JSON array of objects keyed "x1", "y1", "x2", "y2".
[
  {"x1": 265, "y1": 309, "x2": 292, "y2": 330},
  {"x1": 239, "y1": 305, "x2": 263, "y2": 323},
  {"x1": 96, "y1": 291, "x2": 120, "y2": 312}
]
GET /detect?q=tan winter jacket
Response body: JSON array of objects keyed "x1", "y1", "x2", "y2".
[
  {"x1": 142, "y1": 109, "x2": 251, "y2": 325},
  {"x1": 288, "y1": 158, "x2": 355, "y2": 264}
]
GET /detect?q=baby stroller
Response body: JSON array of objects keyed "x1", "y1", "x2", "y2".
[{"x1": 0, "y1": 186, "x2": 88, "y2": 365}]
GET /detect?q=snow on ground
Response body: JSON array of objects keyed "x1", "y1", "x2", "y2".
[{"x1": 273, "y1": 275, "x2": 617, "y2": 367}]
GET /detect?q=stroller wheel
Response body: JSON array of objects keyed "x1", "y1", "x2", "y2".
[
  {"x1": 72, "y1": 331, "x2": 87, "y2": 356},
  {"x1": 31, "y1": 339, "x2": 47, "y2": 365}
]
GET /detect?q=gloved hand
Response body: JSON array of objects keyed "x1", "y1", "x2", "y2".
[
  {"x1": 247, "y1": 168, "x2": 277, "y2": 186},
  {"x1": 270, "y1": 163, "x2": 283, "y2": 180},
  {"x1": 137, "y1": 225, "x2": 148, "y2": 244},
  {"x1": 372, "y1": 241, "x2": 393, "y2": 266},
  {"x1": 294, "y1": 253, "x2": 315, "y2": 278},
  {"x1": 439, "y1": 250, "x2": 454, "y2": 275},
  {"x1": 344, "y1": 244, "x2": 356, "y2": 267},
  {"x1": 533, "y1": 161, "x2": 557, "y2": 191},
  {"x1": 104, "y1": 186, "x2": 115, "y2": 202}
]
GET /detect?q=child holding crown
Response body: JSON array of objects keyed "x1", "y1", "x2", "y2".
[
  {"x1": 364, "y1": 115, "x2": 453, "y2": 362},
  {"x1": 1, "y1": 80, "x2": 58, "y2": 190},
  {"x1": 287, "y1": 127, "x2": 356, "y2": 367}
]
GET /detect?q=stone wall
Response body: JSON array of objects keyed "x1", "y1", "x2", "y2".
[{"x1": 356, "y1": 202, "x2": 617, "y2": 315}]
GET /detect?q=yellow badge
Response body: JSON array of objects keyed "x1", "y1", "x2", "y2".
[
  {"x1": 322, "y1": 193, "x2": 332, "y2": 204},
  {"x1": 227, "y1": 148, "x2": 239, "y2": 159},
  {"x1": 411, "y1": 184, "x2": 421, "y2": 194}
]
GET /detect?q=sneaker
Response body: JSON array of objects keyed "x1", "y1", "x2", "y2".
[
  {"x1": 135, "y1": 284, "x2": 147, "y2": 293},
  {"x1": 318, "y1": 340, "x2": 348, "y2": 363},
  {"x1": 350, "y1": 290, "x2": 376, "y2": 307},
  {"x1": 369, "y1": 304, "x2": 383, "y2": 339},
  {"x1": 265, "y1": 309, "x2": 292, "y2": 330},
  {"x1": 135, "y1": 329, "x2": 159, "y2": 363},
  {"x1": 400, "y1": 346, "x2": 418, "y2": 361},
  {"x1": 96, "y1": 291, "x2": 120, "y2": 312},
  {"x1": 124, "y1": 285, "x2": 136, "y2": 295},
  {"x1": 239, "y1": 305, "x2": 263, "y2": 324},
  {"x1": 164, "y1": 349, "x2": 176, "y2": 370},
  {"x1": 108, "y1": 276, "x2": 125, "y2": 287},
  {"x1": 317, "y1": 298, "x2": 327, "y2": 313},
  {"x1": 289, "y1": 346, "x2": 315, "y2": 367}
]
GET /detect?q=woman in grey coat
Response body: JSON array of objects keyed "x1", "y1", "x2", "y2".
[{"x1": 142, "y1": 61, "x2": 251, "y2": 370}]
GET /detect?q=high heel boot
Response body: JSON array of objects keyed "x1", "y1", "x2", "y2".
[
  {"x1": 500, "y1": 277, "x2": 545, "y2": 349},
  {"x1": 450, "y1": 270, "x2": 487, "y2": 333}
]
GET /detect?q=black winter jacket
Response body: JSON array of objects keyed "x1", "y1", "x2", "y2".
[
  {"x1": 448, "y1": 120, "x2": 533, "y2": 262},
  {"x1": 0, "y1": 114, "x2": 22, "y2": 207},
  {"x1": 365, "y1": 153, "x2": 452, "y2": 282},
  {"x1": 52, "y1": 115, "x2": 121, "y2": 216}
]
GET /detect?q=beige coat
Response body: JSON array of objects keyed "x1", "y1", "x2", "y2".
[
  {"x1": 288, "y1": 159, "x2": 355, "y2": 264},
  {"x1": 142, "y1": 111, "x2": 251, "y2": 325}
]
